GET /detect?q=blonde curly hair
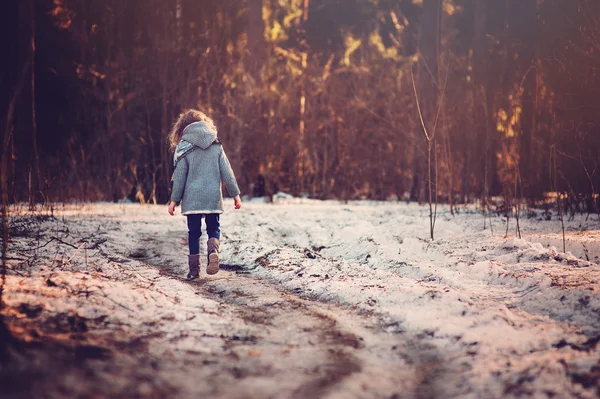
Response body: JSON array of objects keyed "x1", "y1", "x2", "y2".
[{"x1": 168, "y1": 109, "x2": 217, "y2": 150}]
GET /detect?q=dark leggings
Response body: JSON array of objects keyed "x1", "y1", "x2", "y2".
[{"x1": 187, "y1": 214, "x2": 220, "y2": 255}]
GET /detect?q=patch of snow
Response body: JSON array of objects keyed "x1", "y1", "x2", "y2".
[{"x1": 5, "y1": 201, "x2": 600, "y2": 398}]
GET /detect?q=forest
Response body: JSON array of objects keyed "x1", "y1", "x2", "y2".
[{"x1": 1, "y1": 0, "x2": 599, "y2": 209}]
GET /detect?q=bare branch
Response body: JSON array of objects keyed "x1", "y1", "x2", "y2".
[{"x1": 411, "y1": 68, "x2": 430, "y2": 142}]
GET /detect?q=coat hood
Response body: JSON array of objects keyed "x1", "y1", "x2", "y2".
[{"x1": 181, "y1": 121, "x2": 218, "y2": 150}]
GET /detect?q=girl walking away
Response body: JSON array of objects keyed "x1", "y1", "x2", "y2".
[{"x1": 167, "y1": 110, "x2": 242, "y2": 280}]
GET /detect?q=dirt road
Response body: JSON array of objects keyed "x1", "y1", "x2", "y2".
[
  {"x1": 3, "y1": 207, "x2": 433, "y2": 399},
  {"x1": 3, "y1": 202, "x2": 599, "y2": 398}
]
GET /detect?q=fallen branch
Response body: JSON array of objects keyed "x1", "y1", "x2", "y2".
[{"x1": 19, "y1": 236, "x2": 80, "y2": 252}]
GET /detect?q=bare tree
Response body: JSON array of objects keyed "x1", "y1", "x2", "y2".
[
  {"x1": 29, "y1": 0, "x2": 41, "y2": 209},
  {"x1": 410, "y1": 0, "x2": 442, "y2": 203},
  {"x1": 246, "y1": 0, "x2": 265, "y2": 79},
  {"x1": 411, "y1": 67, "x2": 448, "y2": 240}
]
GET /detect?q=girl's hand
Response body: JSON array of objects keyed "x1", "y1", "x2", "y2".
[
  {"x1": 233, "y1": 195, "x2": 242, "y2": 210},
  {"x1": 168, "y1": 201, "x2": 177, "y2": 216}
]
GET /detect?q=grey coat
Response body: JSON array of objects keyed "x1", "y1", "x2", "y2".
[{"x1": 170, "y1": 122, "x2": 241, "y2": 215}]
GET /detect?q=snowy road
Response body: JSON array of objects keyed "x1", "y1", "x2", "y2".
[{"x1": 4, "y1": 200, "x2": 600, "y2": 398}]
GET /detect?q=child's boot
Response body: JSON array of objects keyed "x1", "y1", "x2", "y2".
[
  {"x1": 206, "y1": 238, "x2": 220, "y2": 275},
  {"x1": 187, "y1": 254, "x2": 200, "y2": 280}
]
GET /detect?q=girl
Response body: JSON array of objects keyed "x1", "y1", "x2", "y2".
[{"x1": 168, "y1": 110, "x2": 242, "y2": 279}]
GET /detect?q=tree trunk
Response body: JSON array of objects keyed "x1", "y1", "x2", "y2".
[
  {"x1": 103, "y1": 5, "x2": 116, "y2": 202},
  {"x1": 518, "y1": 0, "x2": 539, "y2": 200},
  {"x1": 411, "y1": 0, "x2": 441, "y2": 203},
  {"x1": 297, "y1": 0, "x2": 310, "y2": 195},
  {"x1": 160, "y1": 4, "x2": 171, "y2": 203},
  {"x1": 29, "y1": 0, "x2": 40, "y2": 208},
  {"x1": 1, "y1": 103, "x2": 17, "y2": 359},
  {"x1": 246, "y1": 0, "x2": 265, "y2": 80},
  {"x1": 472, "y1": 0, "x2": 494, "y2": 210}
]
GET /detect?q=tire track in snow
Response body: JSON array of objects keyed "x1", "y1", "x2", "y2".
[
  {"x1": 220, "y1": 203, "x2": 600, "y2": 398},
  {"x1": 129, "y1": 230, "x2": 447, "y2": 399}
]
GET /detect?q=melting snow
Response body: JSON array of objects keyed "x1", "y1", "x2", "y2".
[{"x1": 4, "y1": 199, "x2": 600, "y2": 398}]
